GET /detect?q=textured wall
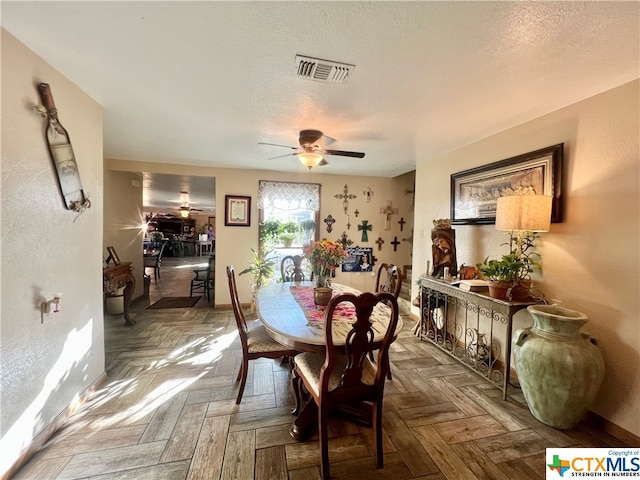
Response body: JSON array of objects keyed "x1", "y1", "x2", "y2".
[
  {"x1": 105, "y1": 159, "x2": 415, "y2": 305},
  {"x1": 0, "y1": 29, "x2": 104, "y2": 475},
  {"x1": 413, "y1": 80, "x2": 640, "y2": 437},
  {"x1": 103, "y1": 170, "x2": 144, "y2": 298}
]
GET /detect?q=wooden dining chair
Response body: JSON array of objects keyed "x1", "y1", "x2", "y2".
[
  {"x1": 143, "y1": 242, "x2": 166, "y2": 282},
  {"x1": 226, "y1": 265, "x2": 299, "y2": 404},
  {"x1": 190, "y1": 255, "x2": 215, "y2": 304},
  {"x1": 373, "y1": 263, "x2": 403, "y2": 378},
  {"x1": 375, "y1": 263, "x2": 403, "y2": 299},
  {"x1": 292, "y1": 291, "x2": 399, "y2": 480},
  {"x1": 280, "y1": 255, "x2": 306, "y2": 282}
]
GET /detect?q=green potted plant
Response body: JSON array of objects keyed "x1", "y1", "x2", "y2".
[
  {"x1": 197, "y1": 224, "x2": 209, "y2": 241},
  {"x1": 477, "y1": 253, "x2": 525, "y2": 300},
  {"x1": 280, "y1": 221, "x2": 299, "y2": 247},
  {"x1": 239, "y1": 247, "x2": 276, "y2": 311},
  {"x1": 169, "y1": 236, "x2": 188, "y2": 257},
  {"x1": 260, "y1": 219, "x2": 282, "y2": 247},
  {"x1": 505, "y1": 230, "x2": 542, "y2": 299},
  {"x1": 478, "y1": 230, "x2": 542, "y2": 301}
]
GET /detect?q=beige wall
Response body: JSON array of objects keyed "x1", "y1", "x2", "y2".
[
  {"x1": 105, "y1": 160, "x2": 415, "y2": 305},
  {"x1": 413, "y1": 80, "x2": 640, "y2": 438},
  {"x1": 103, "y1": 170, "x2": 144, "y2": 297},
  {"x1": 1, "y1": 29, "x2": 105, "y2": 475},
  {"x1": 3, "y1": 25, "x2": 636, "y2": 477}
]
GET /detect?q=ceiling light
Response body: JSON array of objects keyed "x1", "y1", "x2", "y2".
[
  {"x1": 297, "y1": 152, "x2": 324, "y2": 169},
  {"x1": 180, "y1": 207, "x2": 190, "y2": 218}
]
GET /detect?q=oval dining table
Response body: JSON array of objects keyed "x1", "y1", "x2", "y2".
[{"x1": 255, "y1": 281, "x2": 403, "y2": 440}]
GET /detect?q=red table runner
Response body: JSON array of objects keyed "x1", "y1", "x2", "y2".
[{"x1": 289, "y1": 285, "x2": 356, "y2": 324}]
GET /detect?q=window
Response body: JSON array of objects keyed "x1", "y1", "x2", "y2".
[{"x1": 257, "y1": 181, "x2": 320, "y2": 281}]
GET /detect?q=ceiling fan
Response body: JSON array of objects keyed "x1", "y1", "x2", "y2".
[
  {"x1": 169, "y1": 190, "x2": 204, "y2": 218},
  {"x1": 178, "y1": 204, "x2": 203, "y2": 218},
  {"x1": 258, "y1": 129, "x2": 365, "y2": 169}
]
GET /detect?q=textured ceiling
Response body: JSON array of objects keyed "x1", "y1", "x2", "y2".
[{"x1": 3, "y1": 1, "x2": 638, "y2": 210}]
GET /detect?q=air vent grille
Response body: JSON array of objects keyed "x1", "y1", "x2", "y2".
[{"x1": 294, "y1": 55, "x2": 355, "y2": 84}]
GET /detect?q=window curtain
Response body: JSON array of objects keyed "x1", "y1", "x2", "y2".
[{"x1": 257, "y1": 181, "x2": 320, "y2": 211}]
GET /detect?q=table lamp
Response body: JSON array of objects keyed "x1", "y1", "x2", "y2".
[{"x1": 495, "y1": 195, "x2": 552, "y2": 257}]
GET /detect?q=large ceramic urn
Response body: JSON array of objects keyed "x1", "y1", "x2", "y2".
[{"x1": 513, "y1": 304, "x2": 604, "y2": 429}]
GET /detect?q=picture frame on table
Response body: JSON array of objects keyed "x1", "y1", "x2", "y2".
[
  {"x1": 224, "y1": 195, "x2": 251, "y2": 227},
  {"x1": 450, "y1": 143, "x2": 563, "y2": 225},
  {"x1": 105, "y1": 246, "x2": 120, "y2": 265}
]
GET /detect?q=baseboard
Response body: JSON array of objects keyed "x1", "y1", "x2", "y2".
[
  {"x1": 583, "y1": 411, "x2": 640, "y2": 446},
  {"x1": 2, "y1": 372, "x2": 107, "y2": 480}
]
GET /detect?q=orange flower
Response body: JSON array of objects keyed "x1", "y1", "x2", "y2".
[{"x1": 304, "y1": 240, "x2": 348, "y2": 287}]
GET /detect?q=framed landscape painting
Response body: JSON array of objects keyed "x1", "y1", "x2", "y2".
[{"x1": 450, "y1": 144, "x2": 563, "y2": 225}]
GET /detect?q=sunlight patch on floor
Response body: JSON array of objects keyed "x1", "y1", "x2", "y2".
[{"x1": 178, "y1": 331, "x2": 237, "y2": 366}]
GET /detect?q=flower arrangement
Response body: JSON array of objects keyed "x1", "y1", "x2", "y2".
[{"x1": 303, "y1": 240, "x2": 349, "y2": 288}]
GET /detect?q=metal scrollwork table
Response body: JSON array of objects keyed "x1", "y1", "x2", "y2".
[{"x1": 419, "y1": 276, "x2": 539, "y2": 400}]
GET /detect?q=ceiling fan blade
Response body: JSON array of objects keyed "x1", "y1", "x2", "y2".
[
  {"x1": 318, "y1": 158, "x2": 329, "y2": 166},
  {"x1": 321, "y1": 134, "x2": 336, "y2": 146},
  {"x1": 268, "y1": 153, "x2": 298, "y2": 160},
  {"x1": 323, "y1": 149, "x2": 365, "y2": 158},
  {"x1": 258, "y1": 142, "x2": 298, "y2": 150}
]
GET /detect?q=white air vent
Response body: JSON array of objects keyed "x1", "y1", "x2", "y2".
[{"x1": 294, "y1": 55, "x2": 355, "y2": 84}]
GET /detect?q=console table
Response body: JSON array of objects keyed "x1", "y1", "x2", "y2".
[
  {"x1": 103, "y1": 262, "x2": 136, "y2": 326},
  {"x1": 419, "y1": 276, "x2": 538, "y2": 400}
]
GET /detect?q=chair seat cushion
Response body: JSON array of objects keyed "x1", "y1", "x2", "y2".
[
  {"x1": 246, "y1": 322, "x2": 292, "y2": 353},
  {"x1": 295, "y1": 351, "x2": 376, "y2": 397}
]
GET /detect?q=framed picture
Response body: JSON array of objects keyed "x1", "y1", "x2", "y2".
[
  {"x1": 342, "y1": 247, "x2": 374, "y2": 272},
  {"x1": 105, "y1": 246, "x2": 120, "y2": 265},
  {"x1": 450, "y1": 144, "x2": 563, "y2": 225},
  {"x1": 224, "y1": 195, "x2": 251, "y2": 226}
]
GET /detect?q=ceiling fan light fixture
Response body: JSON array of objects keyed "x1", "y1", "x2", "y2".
[
  {"x1": 179, "y1": 206, "x2": 190, "y2": 218},
  {"x1": 297, "y1": 151, "x2": 324, "y2": 169}
]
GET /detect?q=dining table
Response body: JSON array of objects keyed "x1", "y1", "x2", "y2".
[{"x1": 255, "y1": 281, "x2": 404, "y2": 440}]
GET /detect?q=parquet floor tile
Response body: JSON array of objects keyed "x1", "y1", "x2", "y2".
[{"x1": 11, "y1": 257, "x2": 628, "y2": 479}]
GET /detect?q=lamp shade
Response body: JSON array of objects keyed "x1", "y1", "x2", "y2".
[
  {"x1": 297, "y1": 152, "x2": 323, "y2": 168},
  {"x1": 495, "y1": 195, "x2": 552, "y2": 232}
]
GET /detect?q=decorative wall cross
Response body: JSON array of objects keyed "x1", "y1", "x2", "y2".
[
  {"x1": 375, "y1": 237, "x2": 384, "y2": 251},
  {"x1": 379, "y1": 200, "x2": 398, "y2": 231},
  {"x1": 324, "y1": 214, "x2": 335, "y2": 233},
  {"x1": 346, "y1": 215, "x2": 351, "y2": 230},
  {"x1": 354, "y1": 209, "x2": 360, "y2": 218},
  {"x1": 363, "y1": 187, "x2": 374, "y2": 202},
  {"x1": 337, "y1": 231, "x2": 353, "y2": 248},
  {"x1": 334, "y1": 184, "x2": 357, "y2": 215},
  {"x1": 398, "y1": 217, "x2": 406, "y2": 231},
  {"x1": 390, "y1": 236, "x2": 400, "y2": 251},
  {"x1": 358, "y1": 220, "x2": 372, "y2": 242}
]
